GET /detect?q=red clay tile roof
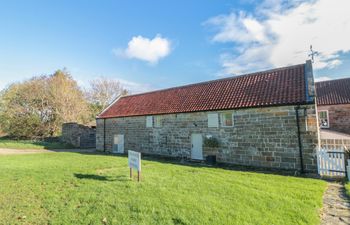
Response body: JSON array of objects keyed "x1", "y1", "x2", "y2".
[
  {"x1": 98, "y1": 63, "x2": 309, "y2": 118},
  {"x1": 316, "y1": 78, "x2": 350, "y2": 105}
]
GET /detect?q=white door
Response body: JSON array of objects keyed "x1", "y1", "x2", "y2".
[
  {"x1": 113, "y1": 134, "x2": 124, "y2": 153},
  {"x1": 191, "y1": 134, "x2": 203, "y2": 160}
]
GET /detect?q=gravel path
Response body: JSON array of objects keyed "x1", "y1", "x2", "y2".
[
  {"x1": 321, "y1": 182, "x2": 350, "y2": 225},
  {"x1": 0, "y1": 148, "x2": 96, "y2": 155}
]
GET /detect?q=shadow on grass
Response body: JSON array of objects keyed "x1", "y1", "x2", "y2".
[
  {"x1": 102, "y1": 152, "x2": 319, "y2": 179},
  {"x1": 0, "y1": 136, "x2": 81, "y2": 150},
  {"x1": 74, "y1": 173, "x2": 129, "y2": 182},
  {"x1": 45, "y1": 148, "x2": 99, "y2": 154}
]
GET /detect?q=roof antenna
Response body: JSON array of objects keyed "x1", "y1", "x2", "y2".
[{"x1": 308, "y1": 45, "x2": 319, "y2": 63}]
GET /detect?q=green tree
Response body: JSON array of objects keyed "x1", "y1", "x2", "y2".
[
  {"x1": 47, "y1": 69, "x2": 90, "y2": 134},
  {"x1": 0, "y1": 70, "x2": 90, "y2": 138}
]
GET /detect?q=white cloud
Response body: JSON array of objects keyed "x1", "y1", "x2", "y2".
[
  {"x1": 116, "y1": 34, "x2": 172, "y2": 64},
  {"x1": 117, "y1": 78, "x2": 153, "y2": 94},
  {"x1": 205, "y1": 0, "x2": 350, "y2": 75},
  {"x1": 207, "y1": 12, "x2": 269, "y2": 45},
  {"x1": 314, "y1": 76, "x2": 331, "y2": 82}
]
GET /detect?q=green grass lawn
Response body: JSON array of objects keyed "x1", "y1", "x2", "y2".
[
  {"x1": 0, "y1": 153, "x2": 326, "y2": 225},
  {"x1": 0, "y1": 137, "x2": 73, "y2": 149}
]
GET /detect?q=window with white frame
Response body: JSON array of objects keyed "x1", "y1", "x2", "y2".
[
  {"x1": 221, "y1": 112, "x2": 234, "y2": 127},
  {"x1": 318, "y1": 111, "x2": 329, "y2": 128},
  {"x1": 305, "y1": 114, "x2": 309, "y2": 132},
  {"x1": 154, "y1": 116, "x2": 162, "y2": 127},
  {"x1": 146, "y1": 116, "x2": 153, "y2": 128}
]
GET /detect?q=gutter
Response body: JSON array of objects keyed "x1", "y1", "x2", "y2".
[
  {"x1": 295, "y1": 105, "x2": 304, "y2": 173},
  {"x1": 97, "y1": 102, "x2": 313, "y2": 120}
]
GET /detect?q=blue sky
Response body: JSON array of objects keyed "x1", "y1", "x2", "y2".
[{"x1": 0, "y1": 0, "x2": 350, "y2": 93}]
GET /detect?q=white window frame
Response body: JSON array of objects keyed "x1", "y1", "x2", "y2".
[
  {"x1": 318, "y1": 110, "x2": 329, "y2": 128},
  {"x1": 146, "y1": 116, "x2": 153, "y2": 128},
  {"x1": 154, "y1": 116, "x2": 162, "y2": 128},
  {"x1": 305, "y1": 114, "x2": 308, "y2": 132},
  {"x1": 220, "y1": 112, "x2": 234, "y2": 127},
  {"x1": 207, "y1": 113, "x2": 219, "y2": 128}
]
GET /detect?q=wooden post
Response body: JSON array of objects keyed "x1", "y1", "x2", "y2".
[
  {"x1": 137, "y1": 171, "x2": 140, "y2": 182},
  {"x1": 130, "y1": 168, "x2": 132, "y2": 179}
]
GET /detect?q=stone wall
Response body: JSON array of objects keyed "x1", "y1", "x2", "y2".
[
  {"x1": 96, "y1": 119, "x2": 105, "y2": 151},
  {"x1": 96, "y1": 104, "x2": 319, "y2": 172},
  {"x1": 318, "y1": 104, "x2": 350, "y2": 134},
  {"x1": 61, "y1": 123, "x2": 96, "y2": 148}
]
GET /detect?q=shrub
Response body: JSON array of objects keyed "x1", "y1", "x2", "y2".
[{"x1": 204, "y1": 136, "x2": 219, "y2": 148}]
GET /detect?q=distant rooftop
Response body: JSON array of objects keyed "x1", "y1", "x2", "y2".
[{"x1": 316, "y1": 77, "x2": 350, "y2": 105}]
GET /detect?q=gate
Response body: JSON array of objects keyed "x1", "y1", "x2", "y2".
[{"x1": 316, "y1": 147, "x2": 346, "y2": 177}]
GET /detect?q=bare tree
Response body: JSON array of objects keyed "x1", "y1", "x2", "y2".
[{"x1": 86, "y1": 78, "x2": 129, "y2": 114}]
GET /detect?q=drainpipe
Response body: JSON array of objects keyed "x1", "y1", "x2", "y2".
[
  {"x1": 295, "y1": 106, "x2": 304, "y2": 173},
  {"x1": 103, "y1": 119, "x2": 106, "y2": 152}
]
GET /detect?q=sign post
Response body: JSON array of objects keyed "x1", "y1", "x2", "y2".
[{"x1": 128, "y1": 150, "x2": 141, "y2": 182}]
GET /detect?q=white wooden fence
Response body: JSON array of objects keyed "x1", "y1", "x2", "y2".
[
  {"x1": 348, "y1": 160, "x2": 350, "y2": 181},
  {"x1": 317, "y1": 147, "x2": 346, "y2": 177}
]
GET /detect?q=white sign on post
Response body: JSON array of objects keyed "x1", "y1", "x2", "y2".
[
  {"x1": 128, "y1": 150, "x2": 141, "y2": 181},
  {"x1": 128, "y1": 150, "x2": 141, "y2": 171}
]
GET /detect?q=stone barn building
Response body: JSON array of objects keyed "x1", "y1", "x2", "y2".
[
  {"x1": 316, "y1": 78, "x2": 350, "y2": 135},
  {"x1": 96, "y1": 61, "x2": 319, "y2": 172}
]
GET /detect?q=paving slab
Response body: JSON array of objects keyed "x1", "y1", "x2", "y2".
[{"x1": 321, "y1": 182, "x2": 350, "y2": 225}]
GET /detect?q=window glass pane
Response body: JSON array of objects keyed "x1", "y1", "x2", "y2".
[
  {"x1": 222, "y1": 112, "x2": 233, "y2": 126},
  {"x1": 154, "y1": 116, "x2": 161, "y2": 127},
  {"x1": 146, "y1": 116, "x2": 153, "y2": 127},
  {"x1": 208, "y1": 113, "x2": 219, "y2": 128},
  {"x1": 318, "y1": 111, "x2": 329, "y2": 128}
]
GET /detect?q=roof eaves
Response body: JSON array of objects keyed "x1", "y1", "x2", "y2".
[
  {"x1": 98, "y1": 101, "x2": 310, "y2": 119},
  {"x1": 96, "y1": 95, "x2": 124, "y2": 119}
]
